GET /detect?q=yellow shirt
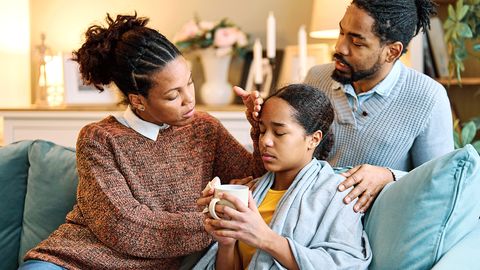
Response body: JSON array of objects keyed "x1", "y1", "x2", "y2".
[{"x1": 238, "y1": 189, "x2": 287, "y2": 269}]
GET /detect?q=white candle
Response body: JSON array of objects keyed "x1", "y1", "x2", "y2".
[
  {"x1": 298, "y1": 25, "x2": 308, "y2": 81},
  {"x1": 266, "y1": 11, "x2": 276, "y2": 59},
  {"x1": 253, "y1": 38, "x2": 263, "y2": 85}
]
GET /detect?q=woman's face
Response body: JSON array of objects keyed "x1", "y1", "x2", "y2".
[
  {"x1": 134, "y1": 56, "x2": 196, "y2": 126},
  {"x1": 259, "y1": 97, "x2": 319, "y2": 181}
]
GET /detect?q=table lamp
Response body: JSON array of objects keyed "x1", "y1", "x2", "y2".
[{"x1": 309, "y1": 0, "x2": 350, "y2": 39}]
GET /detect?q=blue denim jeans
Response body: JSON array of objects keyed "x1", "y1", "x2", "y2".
[{"x1": 18, "y1": 260, "x2": 65, "y2": 270}]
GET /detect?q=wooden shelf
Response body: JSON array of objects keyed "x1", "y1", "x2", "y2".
[
  {"x1": 436, "y1": 77, "x2": 480, "y2": 86},
  {"x1": 0, "y1": 104, "x2": 245, "y2": 112}
]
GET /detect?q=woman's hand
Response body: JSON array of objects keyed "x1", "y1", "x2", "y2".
[
  {"x1": 233, "y1": 86, "x2": 263, "y2": 121},
  {"x1": 208, "y1": 191, "x2": 275, "y2": 250},
  {"x1": 197, "y1": 183, "x2": 215, "y2": 211},
  {"x1": 229, "y1": 176, "x2": 257, "y2": 190}
]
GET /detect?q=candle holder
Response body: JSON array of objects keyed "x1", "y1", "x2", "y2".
[
  {"x1": 268, "y1": 57, "x2": 277, "y2": 93},
  {"x1": 255, "y1": 83, "x2": 262, "y2": 93}
]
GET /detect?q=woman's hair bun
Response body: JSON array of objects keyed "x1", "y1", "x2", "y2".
[{"x1": 72, "y1": 12, "x2": 149, "y2": 90}]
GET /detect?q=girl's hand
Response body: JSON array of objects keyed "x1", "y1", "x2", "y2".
[
  {"x1": 204, "y1": 217, "x2": 237, "y2": 247},
  {"x1": 209, "y1": 191, "x2": 275, "y2": 250}
]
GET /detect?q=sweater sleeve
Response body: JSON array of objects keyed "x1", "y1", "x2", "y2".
[
  {"x1": 212, "y1": 113, "x2": 265, "y2": 184},
  {"x1": 75, "y1": 137, "x2": 212, "y2": 259},
  {"x1": 410, "y1": 85, "x2": 454, "y2": 167}
]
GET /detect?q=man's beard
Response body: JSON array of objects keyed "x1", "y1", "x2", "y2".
[{"x1": 331, "y1": 53, "x2": 383, "y2": 85}]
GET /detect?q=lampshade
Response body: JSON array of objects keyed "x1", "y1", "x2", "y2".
[{"x1": 309, "y1": 0, "x2": 351, "y2": 39}]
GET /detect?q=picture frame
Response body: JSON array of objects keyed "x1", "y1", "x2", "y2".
[
  {"x1": 239, "y1": 49, "x2": 284, "y2": 98},
  {"x1": 277, "y1": 43, "x2": 331, "y2": 86},
  {"x1": 63, "y1": 53, "x2": 119, "y2": 105}
]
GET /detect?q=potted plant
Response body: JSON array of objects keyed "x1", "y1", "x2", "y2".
[
  {"x1": 443, "y1": 0, "x2": 480, "y2": 81},
  {"x1": 454, "y1": 118, "x2": 480, "y2": 153}
]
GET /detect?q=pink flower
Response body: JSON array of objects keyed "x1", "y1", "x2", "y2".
[
  {"x1": 173, "y1": 20, "x2": 200, "y2": 42},
  {"x1": 174, "y1": 18, "x2": 249, "y2": 56},
  {"x1": 214, "y1": 27, "x2": 238, "y2": 48},
  {"x1": 236, "y1": 30, "x2": 248, "y2": 47},
  {"x1": 199, "y1": 21, "x2": 215, "y2": 31}
]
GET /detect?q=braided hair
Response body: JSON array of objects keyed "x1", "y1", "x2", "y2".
[
  {"x1": 266, "y1": 84, "x2": 335, "y2": 160},
  {"x1": 352, "y1": 0, "x2": 436, "y2": 54},
  {"x1": 73, "y1": 13, "x2": 181, "y2": 102}
]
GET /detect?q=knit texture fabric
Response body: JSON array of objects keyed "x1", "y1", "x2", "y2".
[
  {"x1": 25, "y1": 111, "x2": 265, "y2": 270},
  {"x1": 304, "y1": 63, "x2": 453, "y2": 171}
]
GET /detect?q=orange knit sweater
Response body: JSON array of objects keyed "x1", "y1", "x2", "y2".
[{"x1": 25, "y1": 112, "x2": 264, "y2": 269}]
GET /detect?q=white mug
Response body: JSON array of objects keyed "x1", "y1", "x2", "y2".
[{"x1": 208, "y1": 184, "x2": 249, "y2": 220}]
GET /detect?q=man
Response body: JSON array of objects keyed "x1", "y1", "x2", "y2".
[
  {"x1": 235, "y1": 0, "x2": 453, "y2": 213},
  {"x1": 303, "y1": 0, "x2": 453, "y2": 212}
]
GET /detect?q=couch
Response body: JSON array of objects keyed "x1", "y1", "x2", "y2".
[{"x1": 0, "y1": 140, "x2": 479, "y2": 270}]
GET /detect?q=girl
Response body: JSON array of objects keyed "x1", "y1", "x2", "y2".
[{"x1": 196, "y1": 84, "x2": 371, "y2": 269}]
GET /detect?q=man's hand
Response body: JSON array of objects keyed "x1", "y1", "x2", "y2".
[
  {"x1": 338, "y1": 164, "x2": 394, "y2": 213},
  {"x1": 233, "y1": 86, "x2": 263, "y2": 121}
]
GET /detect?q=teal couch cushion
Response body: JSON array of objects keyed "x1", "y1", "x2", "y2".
[
  {"x1": 18, "y1": 140, "x2": 78, "y2": 264},
  {"x1": 0, "y1": 141, "x2": 32, "y2": 270},
  {"x1": 364, "y1": 145, "x2": 480, "y2": 270},
  {"x1": 431, "y1": 223, "x2": 480, "y2": 270}
]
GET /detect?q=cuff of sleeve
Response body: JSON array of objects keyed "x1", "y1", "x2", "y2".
[{"x1": 387, "y1": 168, "x2": 408, "y2": 181}]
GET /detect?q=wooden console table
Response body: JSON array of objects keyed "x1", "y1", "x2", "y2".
[{"x1": 0, "y1": 105, "x2": 251, "y2": 148}]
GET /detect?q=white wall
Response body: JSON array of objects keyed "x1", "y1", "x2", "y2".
[
  {"x1": 0, "y1": 0, "x2": 30, "y2": 107},
  {"x1": 29, "y1": 0, "x2": 314, "y2": 53},
  {"x1": 28, "y1": 0, "x2": 315, "y2": 103}
]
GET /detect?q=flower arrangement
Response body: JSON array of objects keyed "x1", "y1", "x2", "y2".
[{"x1": 174, "y1": 18, "x2": 249, "y2": 57}]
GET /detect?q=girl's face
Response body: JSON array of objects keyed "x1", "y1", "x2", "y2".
[
  {"x1": 259, "y1": 97, "x2": 320, "y2": 182},
  {"x1": 131, "y1": 56, "x2": 196, "y2": 126}
]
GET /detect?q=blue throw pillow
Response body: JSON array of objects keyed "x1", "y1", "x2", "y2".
[
  {"x1": 18, "y1": 140, "x2": 78, "y2": 265},
  {"x1": 364, "y1": 145, "x2": 480, "y2": 270},
  {"x1": 0, "y1": 141, "x2": 32, "y2": 270}
]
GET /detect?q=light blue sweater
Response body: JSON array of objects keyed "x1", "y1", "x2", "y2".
[
  {"x1": 193, "y1": 159, "x2": 371, "y2": 270},
  {"x1": 304, "y1": 62, "x2": 454, "y2": 171}
]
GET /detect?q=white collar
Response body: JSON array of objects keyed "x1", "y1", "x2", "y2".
[{"x1": 113, "y1": 106, "x2": 170, "y2": 141}]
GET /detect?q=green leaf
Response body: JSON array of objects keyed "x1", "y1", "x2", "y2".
[
  {"x1": 462, "y1": 121, "x2": 477, "y2": 145},
  {"x1": 448, "y1": 4, "x2": 457, "y2": 20},
  {"x1": 456, "y1": 0, "x2": 465, "y2": 14},
  {"x1": 457, "y1": 5, "x2": 470, "y2": 20},
  {"x1": 472, "y1": 141, "x2": 480, "y2": 154},
  {"x1": 471, "y1": 116, "x2": 480, "y2": 129},
  {"x1": 454, "y1": 131, "x2": 462, "y2": 148},
  {"x1": 444, "y1": 18, "x2": 456, "y2": 30},
  {"x1": 458, "y1": 23, "x2": 473, "y2": 37}
]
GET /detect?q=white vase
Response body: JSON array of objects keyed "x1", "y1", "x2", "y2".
[{"x1": 198, "y1": 48, "x2": 234, "y2": 106}]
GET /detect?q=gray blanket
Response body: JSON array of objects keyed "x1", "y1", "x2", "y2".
[{"x1": 193, "y1": 159, "x2": 372, "y2": 269}]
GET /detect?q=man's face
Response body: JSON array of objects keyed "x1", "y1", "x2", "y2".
[{"x1": 331, "y1": 4, "x2": 388, "y2": 85}]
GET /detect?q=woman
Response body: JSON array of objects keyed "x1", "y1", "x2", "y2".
[
  {"x1": 196, "y1": 84, "x2": 372, "y2": 269},
  {"x1": 21, "y1": 13, "x2": 264, "y2": 269}
]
